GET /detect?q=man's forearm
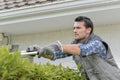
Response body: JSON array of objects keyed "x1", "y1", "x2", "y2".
[{"x1": 62, "y1": 44, "x2": 80, "y2": 55}]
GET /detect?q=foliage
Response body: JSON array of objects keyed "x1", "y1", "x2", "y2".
[{"x1": 0, "y1": 46, "x2": 85, "y2": 80}]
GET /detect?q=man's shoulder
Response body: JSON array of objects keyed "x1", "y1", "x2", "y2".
[{"x1": 90, "y1": 34, "x2": 102, "y2": 41}]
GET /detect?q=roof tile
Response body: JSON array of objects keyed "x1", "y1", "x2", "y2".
[{"x1": 0, "y1": 0, "x2": 61, "y2": 10}]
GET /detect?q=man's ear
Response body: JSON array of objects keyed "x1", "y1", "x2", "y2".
[{"x1": 87, "y1": 28, "x2": 91, "y2": 34}]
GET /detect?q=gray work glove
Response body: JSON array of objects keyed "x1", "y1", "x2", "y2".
[{"x1": 37, "y1": 40, "x2": 63, "y2": 60}]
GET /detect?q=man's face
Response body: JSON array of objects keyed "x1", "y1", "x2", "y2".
[{"x1": 73, "y1": 21, "x2": 91, "y2": 41}]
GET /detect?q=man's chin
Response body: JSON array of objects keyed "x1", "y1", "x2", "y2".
[
  {"x1": 74, "y1": 36, "x2": 80, "y2": 39},
  {"x1": 74, "y1": 37, "x2": 85, "y2": 41},
  {"x1": 74, "y1": 38, "x2": 79, "y2": 40}
]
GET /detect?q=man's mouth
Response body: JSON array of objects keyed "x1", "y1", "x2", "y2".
[{"x1": 74, "y1": 34, "x2": 78, "y2": 36}]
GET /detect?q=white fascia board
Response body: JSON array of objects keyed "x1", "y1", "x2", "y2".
[{"x1": 0, "y1": 0, "x2": 120, "y2": 25}]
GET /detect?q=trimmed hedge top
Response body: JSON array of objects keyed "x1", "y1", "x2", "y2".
[{"x1": 0, "y1": 46, "x2": 85, "y2": 80}]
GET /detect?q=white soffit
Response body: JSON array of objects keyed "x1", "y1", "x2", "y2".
[{"x1": 0, "y1": 0, "x2": 120, "y2": 35}]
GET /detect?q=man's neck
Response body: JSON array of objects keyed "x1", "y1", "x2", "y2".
[{"x1": 79, "y1": 34, "x2": 90, "y2": 43}]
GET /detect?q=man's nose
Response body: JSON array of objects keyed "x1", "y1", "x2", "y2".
[{"x1": 73, "y1": 28, "x2": 77, "y2": 33}]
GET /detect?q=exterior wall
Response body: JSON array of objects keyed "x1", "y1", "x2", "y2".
[{"x1": 12, "y1": 24, "x2": 120, "y2": 68}]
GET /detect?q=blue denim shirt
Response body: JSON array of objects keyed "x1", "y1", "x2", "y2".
[{"x1": 54, "y1": 40, "x2": 107, "y2": 59}]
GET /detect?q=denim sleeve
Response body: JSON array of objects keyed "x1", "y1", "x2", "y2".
[
  {"x1": 53, "y1": 52, "x2": 72, "y2": 60},
  {"x1": 79, "y1": 40, "x2": 107, "y2": 59}
]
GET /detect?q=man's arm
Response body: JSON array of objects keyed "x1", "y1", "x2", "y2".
[
  {"x1": 61, "y1": 40, "x2": 107, "y2": 58},
  {"x1": 36, "y1": 40, "x2": 106, "y2": 59},
  {"x1": 62, "y1": 44, "x2": 80, "y2": 55}
]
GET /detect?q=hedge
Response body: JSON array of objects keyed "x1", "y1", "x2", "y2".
[{"x1": 0, "y1": 46, "x2": 85, "y2": 80}]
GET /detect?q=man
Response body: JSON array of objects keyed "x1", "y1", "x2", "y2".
[{"x1": 27, "y1": 16, "x2": 120, "y2": 80}]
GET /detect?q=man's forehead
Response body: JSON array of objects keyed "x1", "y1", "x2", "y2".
[
  {"x1": 74, "y1": 21, "x2": 85, "y2": 24},
  {"x1": 74, "y1": 21, "x2": 85, "y2": 27}
]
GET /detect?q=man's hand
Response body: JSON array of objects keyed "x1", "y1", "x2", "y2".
[{"x1": 37, "y1": 41, "x2": 63, "y2": 60}]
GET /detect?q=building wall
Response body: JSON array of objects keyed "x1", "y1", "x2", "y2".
[{"x1": 12, "y1": 24, "x2": 120, "y2": 68}]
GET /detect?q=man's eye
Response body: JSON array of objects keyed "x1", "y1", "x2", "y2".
[
  {"x1": 73, "y1": 27, "x2": 81, "y2": 30},
  {"x1": 73, "y1": 27, "x2": 75, "y2": 30},
  {"x1": 76, "y1": 27, "x2": 80, "y2": 29}
]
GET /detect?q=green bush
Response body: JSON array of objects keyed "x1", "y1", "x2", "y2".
[{"x1": 0, "y1": 46, "x2": 85, "y2": 80}]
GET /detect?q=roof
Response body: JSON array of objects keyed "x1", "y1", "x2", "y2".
[
  {"x1": 0, "y1": 0, "x2": 64, "y2": 10},
  {"x1": 0, "y1": 0, "x2": 120, "y2": 35}
]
